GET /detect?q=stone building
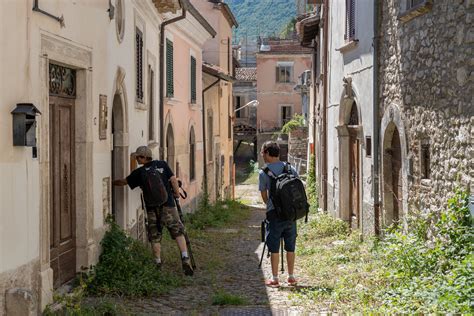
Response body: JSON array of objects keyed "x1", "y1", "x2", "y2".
[
  {"x1": 377, "y1": 0, "x2": 473, "y2": 229},
  {"x1": 297, "y1": 0, "x2": 473, "y2": 235}
]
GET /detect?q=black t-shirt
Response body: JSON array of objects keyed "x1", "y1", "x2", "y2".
[{"x1": 126, "y1": 160, "x2": 176, "y2": 208}]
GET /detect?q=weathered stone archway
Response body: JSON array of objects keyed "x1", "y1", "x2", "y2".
[
  {"x1": 336, "y1": 78, "x2": 363, "y2": 228},
  {"x1": 380, "y1": 103, "x2": 408, "y2": 228}
]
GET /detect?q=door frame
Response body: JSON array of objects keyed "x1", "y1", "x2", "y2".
[{"x1": 39, "y1": 33, "x2": 94, "y2": 309}]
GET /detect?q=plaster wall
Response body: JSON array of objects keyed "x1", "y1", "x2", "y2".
[
  {"x1": 256, "y1": 54, "x2": 311, "y2": 132},
  {"x1": 325, "y1": 0, "x2": 375, "y2": 233}
]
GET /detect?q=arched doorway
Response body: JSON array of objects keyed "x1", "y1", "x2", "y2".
[
  {"x1": 166, "y1": 123, "x2": 175, "y2": 172},
  {"x1": 382, "y1": 123, "x2": 402, "y2": 226},
  {"x1": 347, "y1": 102, "x2": 361, "y2": 228},
  {"x1": 337, "y1": 92, "x2": 362, "y2": 228},
  {"x1": 112, "y1": 93, "x2": 127, "y2": 228}
]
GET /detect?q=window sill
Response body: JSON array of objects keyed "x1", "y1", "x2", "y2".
[
  {"x1": 336, "y1": 39, "x2": 359, "y2": 53},
  {"x1": 398, "y1": 0, "x2": 432, "y2": 23},
  {"x1": 165, "y1": 97, "x2": 180, "y2": 106},
  {"x1": 135, "y1": 101, "x2": 147, "y2": 111},
  {"x1": 189, "y1": 102, "x2": 200, "y2": 110}
]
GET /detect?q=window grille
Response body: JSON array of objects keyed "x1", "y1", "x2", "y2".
[
  {"x1": 166, "y1": 39, "x2": 174, "y2": 97},
  {"x1": 136, "y1": 28, "x2": 144, "y2": 102},
  {"x1": 345, "y1": 0, "x2": 355, "y2": 41},
  {"x1": 190, "y1": 56, "x2": 196, "y2": 103}
]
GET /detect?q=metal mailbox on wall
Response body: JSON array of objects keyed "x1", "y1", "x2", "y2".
[{"x1": 11, "y1": 103, "x2": 41, "y2": 146}]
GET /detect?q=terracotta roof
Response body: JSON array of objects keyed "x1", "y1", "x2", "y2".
[
  {"x1": 235, "y1": 67, "x2": 257, "y2": 81},
  {"x1": 258, "y1": 39, "x2": 312, "y2": 55},
  {"x1": 203, "y1": 62, "x2": 234, "y2": 82}
]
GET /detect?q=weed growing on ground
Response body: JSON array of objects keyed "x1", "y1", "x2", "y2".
[
  {"x1": 305, "y1": 154, "x2": 318, "y2": 211},
  {"x1": 186, "y1": 199, "x2": 251, "y2": 230},
  {"x1": 86, "y1": 218, "x2": 182, "y2": 297},
  {"x1": 211, "y1": 289, "x2": 249, "y2": 305},
  {"x1": 291, "y1": 188, "x2": 473, "y2": 313}
]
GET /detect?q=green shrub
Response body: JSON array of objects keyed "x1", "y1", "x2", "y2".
[
  {"x1": 306, "y1": 154, "x2": 318, "y2": 211},
  {"x1": 281, "y1": 114, "x2": 305, "y2": 134},
  {"x1": 377, "y1": 188, "x2": 474, "y2": 313},
  {"x1": 86, "y1": 218, "x2": 181, "y2": 297},
  {"x1": 308, "y1": 212, "x2": 350, "y2": 238}
]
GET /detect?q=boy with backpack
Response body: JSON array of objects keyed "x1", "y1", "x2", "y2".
[
  {"x1": 259, "y1": 141, "x2": 308, "y2": 287},
  {"x1": 112, "y1": 146, "x2": 193, "y2": 276}
]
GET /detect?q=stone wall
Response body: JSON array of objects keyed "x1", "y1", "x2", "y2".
[
  {"x1": 288, "y1": 127, "x2": 309, "y2": 174},
  {"x1": 379, "y1": 0, "x2": 473, "y2": 218}
]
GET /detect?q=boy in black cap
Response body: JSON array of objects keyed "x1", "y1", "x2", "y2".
[{"x1": 113, "y1": 146, "x2": 193, "y2": 276}]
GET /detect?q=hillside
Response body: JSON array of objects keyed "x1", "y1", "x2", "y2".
[{"x1": 226, "y1": 0, "x2": 296, "y2": 42}]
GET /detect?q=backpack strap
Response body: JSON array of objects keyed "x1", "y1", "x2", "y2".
[
  {"x1": 262, "y1": 165, "x2": 277, "y2": 180},
  {"x1": 284, "y1": 162, "x2": 291, "y2": 175}
]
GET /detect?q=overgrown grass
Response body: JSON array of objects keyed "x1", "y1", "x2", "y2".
[
  {"x1": 186, "y1": 199, "x2": 251, "y2": 230},
  {"x1": 211, "y1": 289, "x2": 249, "y2": 306},
  {"x1": 291, "y1": 188, "x2": 474, "y2": 313}
]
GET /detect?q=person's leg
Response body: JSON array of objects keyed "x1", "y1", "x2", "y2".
[
  {"x1": 147, "y1": 209, "x2": 163, "y2": 265},
  {"x1": 162, "y1": 206, "x2": 193, "y2": 276},
  {"x1": 286, "y1": 252, "x2": 295, "y2": 275},
  {"x1": 282, "y1": 221, "x2": 297, "y2": 285},
  {"x1": 265, "y1": 219, "x2": 283, "y2": 287}
]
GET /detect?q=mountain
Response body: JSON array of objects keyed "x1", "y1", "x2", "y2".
[{"x1": 226, "y1": 0, "x2": 297, "y2": 43}]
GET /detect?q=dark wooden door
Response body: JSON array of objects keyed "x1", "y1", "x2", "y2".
[
  {"x1": 349, "y1": 129, "x2": 360, "y2": 228},
  {"x1": 49, "y1": 96, "x2": 76, "y2": 288},
  {"x1": 391, "y1": 129, "x2": 401, "y2": 222}
]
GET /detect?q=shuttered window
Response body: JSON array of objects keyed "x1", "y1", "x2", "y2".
[
  {"x1": 166, "y1": 39, "x2": 174, "y2": 97},
  {"x1": 136, "y1": 28, "x2": 144, "y2": 102},
  {"x1": 190, "y1": 56, "x2": 196, "y2": 103},
  {"x1": 345, "y1": 0, "x2": 355, "y2": 41},
  {"x1": 189, "y1": 127, "x2": 195, "y2": 181}
]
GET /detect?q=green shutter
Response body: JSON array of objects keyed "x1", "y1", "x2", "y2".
[
  {"x1": 190, "y1": 56, "x2": 196, "y2": 103},
  {"x1": 166, "y1": 39, "x2": 174, "y2": 97}
]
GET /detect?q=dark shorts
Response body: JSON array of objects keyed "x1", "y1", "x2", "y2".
[
  {"x1": 266, "y1": 218, "x2": 297, "y2": 253},
  {"x1": 147, "y1": 206, "x2": 185, "y2": 242}
]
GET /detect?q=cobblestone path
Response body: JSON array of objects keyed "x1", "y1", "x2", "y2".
[{"x1": 110, "y1": 183, "x2": 319, "y2": 315}]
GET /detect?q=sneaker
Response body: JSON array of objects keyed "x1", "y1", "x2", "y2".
[
  {"x1": 265, "y1": 279, "x2": 280, "y2": 288},
  {"x1": 287, "y1": 277, "x2": 297, "y2": 286},
  {"x1": 181, "y1": 256, "x2": 194, "y2": 276}
]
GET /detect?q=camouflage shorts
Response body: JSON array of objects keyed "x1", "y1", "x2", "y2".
[{"x1": 146, "y1": 206, "x2": 185, "y2": 242}]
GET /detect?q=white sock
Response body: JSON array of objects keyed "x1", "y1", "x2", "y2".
[
  {"x1": 272, "y1": 275, "x2": 279, "y2": 282},
  {"x1": 155, "y1": 258, "x2": 162, "y2": 264},
  {"x1": 181, "y1": 251, "x2": 188, "y2": 258},
  {"x1": 288, "y1": 274, "x2": 295, "y2": 279}
]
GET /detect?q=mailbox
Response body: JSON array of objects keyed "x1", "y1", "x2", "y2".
[{"x1": 11, "y1": 103, "x2": 41, "y2": 146}]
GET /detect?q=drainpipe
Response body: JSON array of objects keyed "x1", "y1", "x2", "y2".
[
  {"x1": 202, "y1": 78, "x2": 221, "y2": 193},
  {"x1": 321, "y1": 0, "x2": 329, "y2": 212},
  {"x1": 373, "y1": 0, "x2": 381, "y2": 235},
  {"x1": 159, "y1": 2, "x2": 186, "y2": 160}
]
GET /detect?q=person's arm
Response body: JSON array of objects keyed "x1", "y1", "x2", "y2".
[
  {"x1": 261, "y1": 190, "x2": 269, "y2": 205},
  {"x1": 169, "y1": 176, "x2": 180, "y2": 198},
  {"x1": 112, "y1": 179, "x2": 128, "y2": 186}
]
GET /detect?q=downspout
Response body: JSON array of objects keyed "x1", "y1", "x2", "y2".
[
  {"x1": 373, "y1": 0, "x2": 381, "y2": 235},
  {"x1": 322, "y1": 0, "x2": 329, "y2": 212},
  {"x1": 202, "y1": 78, "x2": 221, "y2": 193},
  {"x1": 159, "y1": 2, "x2": 186, "y2": 159}
]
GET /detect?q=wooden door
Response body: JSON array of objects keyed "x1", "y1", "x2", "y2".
[
  {"x1": 349, "y1": 129, "x2": 360, "y2": 228},
  {"x1": 49, "y1": 96, "x2": 76, "y2": 288},
  {"x1": 391, "y1": 129, "x2": 401, "y2": 222}
]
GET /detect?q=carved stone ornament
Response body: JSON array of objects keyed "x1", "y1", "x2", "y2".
[{"x1": 343, "y1": 76, "x2": 353, "y2": 99}]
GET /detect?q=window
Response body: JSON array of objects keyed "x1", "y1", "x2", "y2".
[
  {"x1": 148, "y1": 67, "x2": 154, "y2": 141},
  {"x1": 166, "y1": 39, "x2": 174, "y2": 97},
  {"x1": 420, "y1": 143, "x2": 430, "y2": 179},
  {"x1": 207, "y1": 114, "x2": 213, "y2": 160},
  {"x1": 280, "y1": 105, "x2": 292, "y2": 126},
  {"x1": 345, "y1": 0, "x2": 355, "y2": 41},
  {"x1": 365, "y1": 136, "x2": 372, "y2": 157},
  {"x1": 136, "y1": 28, "x2": 144, "y2": 102},
  {"x1": 190, "y1": 56, "x2": 196, "y2": 103},
  {"x1": 189, "y1": 127, "x2": 195, "y2": 181},
  {"x1": 276, "y1": 63, "x2": 293, "y2": 83},
  {"x1": 235, "y1": 96, "x2": 241, "y2": 118},
  {"x1": 406, "y1": 0, "x2": 425, "y2": 10}
]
